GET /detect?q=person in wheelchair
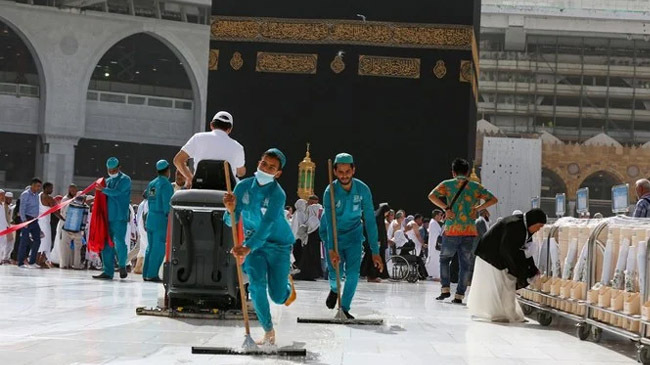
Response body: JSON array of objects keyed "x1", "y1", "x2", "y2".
[
  {"x1": 398, "y1": 239, "x2": 428, "y2": 280},
  {"x1": 390, "y1": 230, "x2": 427, "y2": 281}
]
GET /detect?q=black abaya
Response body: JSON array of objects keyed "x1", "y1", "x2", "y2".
[
  {"x1": 294, "y1": 230, "x2": 323, "y2": 281},
  {"x1": 360, "y1": 203, "x2": 390, "y2": 279},
  {"x1": 474, "y1": 210, "x2": 546, "y2": 289}
]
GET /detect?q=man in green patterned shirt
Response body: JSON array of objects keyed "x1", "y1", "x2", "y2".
[{"x1": 428, "y1": 158, "x2": 497, "y2": 304}]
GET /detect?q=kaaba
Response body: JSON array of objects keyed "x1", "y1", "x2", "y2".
[{"x1": 207, "y1": 0, "x2": 480, "y2": 213}]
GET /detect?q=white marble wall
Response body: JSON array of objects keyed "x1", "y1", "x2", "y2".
[
  {"x1": 481, "y1": 136, "x2": 542, "y2": 219},
  {"x1": 0, "y1": 94, "x2": 39, "y2": 134},
  {"x1": 85, "y1": 101, "x2": 194, "y2": 146}
]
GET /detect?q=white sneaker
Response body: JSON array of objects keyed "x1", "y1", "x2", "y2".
[
  {"x1": 18, "y1": 265, "x2": 29, "y2": 269},
  {"x1": 28, "y1": 264, "x2": 39, "y2": 269}
]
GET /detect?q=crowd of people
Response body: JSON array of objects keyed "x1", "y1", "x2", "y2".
[
  {"x1": 0, "y1": 181, "x2": 103, "y2": 271},
  {"x1": 0, "y1": 166, "x2": 188, "y2": 282},
  {"x1": 0, "y1": 110, "x2": 550, "y2": 345},
  {"x1": 282, "y1": 158, "x2": 500, "y2": 289}
]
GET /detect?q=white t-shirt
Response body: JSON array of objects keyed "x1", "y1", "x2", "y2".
[{"x1": 181, "y1": 129, "x2": 245, "y2": 176}]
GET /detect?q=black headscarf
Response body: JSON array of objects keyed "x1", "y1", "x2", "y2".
[
  {"x1": 475, "y1": 209, "x2": 547, "y2": 289},
  {"x1": 375, "y1": 203, "x2": 391, "y2": 247},
  {"x1": 525, "y1": 208, "x2": 547, "y2": 228}
]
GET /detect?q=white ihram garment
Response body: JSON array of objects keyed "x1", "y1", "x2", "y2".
[
  {"x1": 0, "y1": 203, "x2": 9, "y2": 261},
  {"x1": 426, "y1": 220, "x2": 442, "y2": 279},
  {"x1": 37, "y1": 193, "x2": 52, "y2": 259}
]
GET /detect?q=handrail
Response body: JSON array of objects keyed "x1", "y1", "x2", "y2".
[
  {"x1": 0, "y1": 82, "x2": 193, "y2": 111},
  {"x1": 87, "y1": 90, "x2": 193, "y2": 111},
  {"x1": 483, "y1": 0, "x2": 650, "y2": 13}
]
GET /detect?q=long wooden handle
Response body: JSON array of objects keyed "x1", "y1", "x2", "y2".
[
  {"x1": 327, "y1": 159, "x2": 343, "y2": 311},
  {"x1": 224, "y1": 162, "x2": 250, "y2": 336}
]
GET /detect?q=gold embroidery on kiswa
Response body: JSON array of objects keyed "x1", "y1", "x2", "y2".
[
  {"x1": 392, "y1": 27, "x2": 471, "y2": 47},
  {"x1": 460, "y1": 60, "x2": 478, "y2": 103},
  {"x1": 433, "y1": 60, "x2": 446, "y2": 79},
  {"x1": 331, "y1": 24, "x2": 393, "y2": 44},
  {"x1": 211, "y1": 16, "x2": 473, "y2": 50},
  {"x1": 208, "y1": 49, "x2": 219, "y2": 71},
  {"x1": 330, "y1": 53, "x2": 345, "y2": 74},
  {"x1": 230, "y1": 52, "x2": 244, "y2": 70},
  {"x1": 459, "y1": 60, "x2": 473, "y2": 83},
  {"x1": 358, "y1": 55, "x2": 420, "y2": 79},
  {"x1": 471, "y1": 30, "x2": 480, "y2": 78},
  {"x1": 260, "y1": 21, "x2": 329, "y2": 41},
  {"x1": 256, "y1": 52, "x2": 318, "y2": 74},
  {"x1": 212, "y1": 19, "x2": 260, "y2": 39}
]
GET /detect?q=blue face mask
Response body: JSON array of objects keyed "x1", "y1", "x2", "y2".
[{"x1": 254, "y1": 168, "x2": 275, "y2": 186}]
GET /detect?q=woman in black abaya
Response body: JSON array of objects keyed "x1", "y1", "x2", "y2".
[
  {"x1": 361, "y1": 203, "x2": 390, "y2": 281},
  {"x1": 467, "y1": 209, "x2": 547, "y2": 322}
]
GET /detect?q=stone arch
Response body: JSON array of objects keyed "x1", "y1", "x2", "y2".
[
  {"x1": 0, "y1": 15, "x2": 47, "y2": 132},
  {"x1": 82, "y1": 28, "x2": 204, "y2": 133},
  {"x1": 579, "y1": 170, "x2": 624, "y2": 200},
  {"x1": 541, "y1": 167, "x2": 568, "y2": 198}
]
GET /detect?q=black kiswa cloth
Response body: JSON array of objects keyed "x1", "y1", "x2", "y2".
[{"x1": 474, "y1": 209, "x2": 547, "y2": 290}]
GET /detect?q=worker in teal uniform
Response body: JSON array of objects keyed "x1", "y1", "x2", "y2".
[
  {"x1": 142, "y1": 160, "x2": 173, "y2": 282},
  {"x1": 224, "y1": 148, "x2": 297, "y2": 346},
  {"x1": 323, "y1": 153, "x2": 384, "y2": 319},
  {"x1": 93, "y1": 157, "x2": 132, "y2": 280}
]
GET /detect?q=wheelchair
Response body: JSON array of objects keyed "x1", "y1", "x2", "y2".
[{"x1": 387, "y1": 244, "x2": 420, "y2": 283}]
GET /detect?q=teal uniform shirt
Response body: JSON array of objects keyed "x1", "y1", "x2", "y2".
[
  {"x1": 225, "y1": 177, "x2": 295, "y2": 250},
  {"x1": 322, "y1": 177, "x2": 378, "y2": 312},
  {"x1": 224, "y1": 176, "x2": 294, "y2": 332},
  {"x1": 142, "y1": 174, "x2": 173, "y2": 279},
  {"x1": 322, "y1": 178, "x2": 379, "y2": 253},
  {"x1": 103, "y1": 172, "x2": 132, "y2": 222},
  {"x1": 145, "y1": 175, "x2": 173, "y2": 229}
]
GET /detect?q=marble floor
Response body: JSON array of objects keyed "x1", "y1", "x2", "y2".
[{"x1": 0, "y1": 265, "x2": 639, "y2": 365}]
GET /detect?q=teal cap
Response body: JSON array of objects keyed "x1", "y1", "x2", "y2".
[
  {"x1": 265, "y1": 148, "x2": 286, "y2": 168},
  {"x1": 106, "y1": 157, "x2": 119, "y2": 169},
  {"x1": 156, "y1": 159, "x2": 170, "y2": 171},
  {"x1": 334, "y1": 153, "x2": 354, "y2": 165}
]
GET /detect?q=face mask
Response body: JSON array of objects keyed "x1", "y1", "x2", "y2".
[
  {"x1": 108, "y1": 172, "x2": 119, "y2": 178},
  {"x1": 254, "y1": 168, "x2": 275, "y2": 186}
]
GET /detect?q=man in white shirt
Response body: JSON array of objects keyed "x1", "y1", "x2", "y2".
[
  {"x1": 173, "y1": 111, "x2": 246, "y2": 188},
  {"x1": 426, "y1": 209, "x2": 444, "y2": 281}
]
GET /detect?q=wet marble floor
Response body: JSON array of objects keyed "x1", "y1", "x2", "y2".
[{"x1": 0, "y1": 265, "x2": 638, "y2": 364}]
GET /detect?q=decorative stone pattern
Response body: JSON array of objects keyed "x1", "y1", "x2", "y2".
[{"x1": 476, "y1": 131, "x2": 650, "y2": 199}]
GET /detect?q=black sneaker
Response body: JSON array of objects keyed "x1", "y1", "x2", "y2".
[
  {"x1": 326, "y1": 290, "x2": 337, "y2": 309},
  {"x1": 119, "y1": 267, "x2": 128, "y2": 279},
  {"x1": 342, "y1": 310, "x2": 355, "y2": 319},
  {"x1": 93, "y1": 273, "x2": 112, "y2": 280},
  {"x1": 451, "y1": 298, "x2": 463, "y2": 305},
  {"x1": 436, "y1": 293, "x2": 451, "y2": 301}
]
